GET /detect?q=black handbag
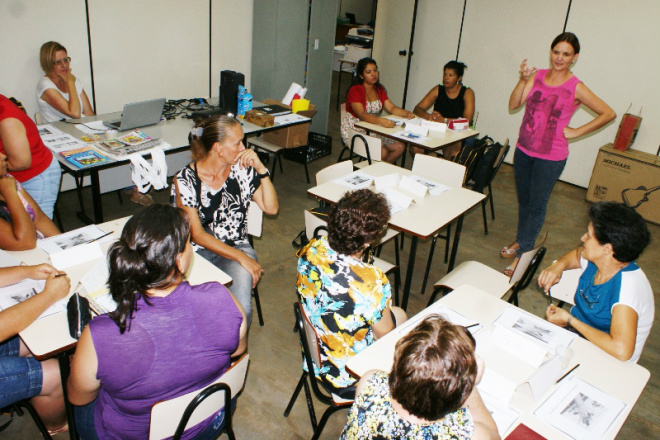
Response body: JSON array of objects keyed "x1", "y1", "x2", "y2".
[{"x1": 67, "y1": 293, "x2": 92, "y2": 339}]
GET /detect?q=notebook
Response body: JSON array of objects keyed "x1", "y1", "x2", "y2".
[{"x1": 104, "y1": 98, "x2": 166, "y2": 131}]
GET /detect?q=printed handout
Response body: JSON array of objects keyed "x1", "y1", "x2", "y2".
[
  {"x1": 0, "y1": 279, "x2": 66, "y2": 320},
  {"x1": 332, "y1": 171, "x2": 373, "y2": 190},
  {"x1": 37, "y1": 225, "x2": 114, "y2": 255},
  {"x1": 494, "y1": 306, "x2": 576, "y2": 353}
]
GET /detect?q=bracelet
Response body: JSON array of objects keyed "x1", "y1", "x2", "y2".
[{"x1": 257, "y1": 169, "x2": 271, "y2": 179}]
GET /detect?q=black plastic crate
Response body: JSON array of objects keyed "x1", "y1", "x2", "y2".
[{"x1": 282, "y1": 132, "x2": 332, "y2": 164}]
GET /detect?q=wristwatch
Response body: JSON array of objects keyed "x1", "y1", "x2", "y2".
[{"x1": 257, "y1": 169, "x2": 271, "y2": 179}]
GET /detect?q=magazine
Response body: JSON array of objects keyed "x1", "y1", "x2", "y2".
[
  {"x1": 93, "y1": 129, "x2": 164, "y2": 159},
  {"x1": 60, "y1": 147, "x2": 110, "y2": 168}
]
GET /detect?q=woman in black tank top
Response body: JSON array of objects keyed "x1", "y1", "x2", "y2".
[{"x1": 413, "y1": 61, "x2": 475, "y2": 158}]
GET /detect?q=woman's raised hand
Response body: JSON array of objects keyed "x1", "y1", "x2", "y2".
[
  {"x1": 237, "y1": 148, "x2": 266, "y2": 173},
  {"x1": 519, "y1": 58, "x2": 537, "y2": 81}
]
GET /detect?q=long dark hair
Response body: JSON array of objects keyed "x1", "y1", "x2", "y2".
[
  {"x1": 348, "y1": 57, "x2": 387, "y2": 96},
  {"x1": 107, "y1": 205, "x2": 190, "y2": 333}
]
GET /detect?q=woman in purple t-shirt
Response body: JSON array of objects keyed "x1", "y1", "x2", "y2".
[
  {"x1": 503, "y1": 32, "x2": 616, "y2": 276},
  {"x1": 68, "y1": 205, "x2": 247, "y2": 440}
]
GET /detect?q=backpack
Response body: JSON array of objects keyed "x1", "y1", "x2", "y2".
[
  {"x1": 470, "y1": 140, "x2": 502, "y2": 193},
  {"x1": 452, "y1": 135, "x2": 492, "y2": 182}
]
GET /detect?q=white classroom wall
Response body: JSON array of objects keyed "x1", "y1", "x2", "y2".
[{"x1": 408, "y1": 0, "x2": 660, "y2": 188}]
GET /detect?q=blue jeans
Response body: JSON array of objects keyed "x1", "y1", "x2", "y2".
[
  {"x1": 0, "y1": 337, "x2": 43, "y2": 407},
  {"x1": 21, "y1": 155, "x2": 62, "y2": 220},
  {"x1": 74, "y1": 396, "x2": 235, "y2": 440},
  {"x1": 513, "y1": 148, "x2": 566, "y2": 256},
  {"x1": 197, "y1": 243, "x2": 257, "y2": 327}
]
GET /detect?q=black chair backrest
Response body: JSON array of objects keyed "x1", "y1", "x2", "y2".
[
  {"x1": 470, "y1": 140, "x2": 501, "y2": 192},
  {"x1": 485, "y1": 143, "x2": 511, "y2": 190},
  {"x1": 172, "y1": 383, "x2": 232, "y2": 440},
  {"x1": 349, "y1": 133, "x2": 374, "y2": 164}
]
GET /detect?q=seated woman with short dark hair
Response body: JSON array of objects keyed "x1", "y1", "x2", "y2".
[
  {"x1": 540, "y1": 201, "x2": 652, "y2": 362},
  {"x1": 296, "y1": 189, "x2": 406, "y2": 399},
  {"x1": 341, "y1": 315, "x2": 499, "y2": 440}
]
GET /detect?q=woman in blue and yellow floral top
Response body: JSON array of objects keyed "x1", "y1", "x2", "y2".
[
  {"x1": 341, "y1": 315, "x2": 500, "y2": 440},
  {"x1": 296, "y1": 189, "x2": 406, "y2": 399}
]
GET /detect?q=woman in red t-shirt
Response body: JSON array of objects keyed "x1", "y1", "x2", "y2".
[{"x1": 341, "y1": 58, "x2": 414, "y2": 164}]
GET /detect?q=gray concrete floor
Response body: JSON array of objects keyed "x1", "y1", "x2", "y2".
[{"x1": 4, "y1": 75, "x2": 658, "y2": 438}]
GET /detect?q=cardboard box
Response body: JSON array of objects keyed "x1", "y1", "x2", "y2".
[
  {"x1": 587, "y1": 144, "x2": 660, "y2": 224},
  {"x1": 260, "y1": 99, "x2": 317, "y2": 148},
  {"x1": 344, "y1": 44, "x2": 372, "y2": 62},
  {"x1": 245, "y1": 109, "x2": 274, "y2": 127}
]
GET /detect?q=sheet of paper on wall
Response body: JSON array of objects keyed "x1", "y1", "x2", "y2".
[
  {"x1": 0, "y1": 279, "x2": 66, "y2": 320},
  {"x1": 373, "y1": 173, "x2": 400, "y2": 191},
  {"x1": 480, "y1": 391, "x2": 521, "y2": 436},
  {"x1": 534, "y1": 374, "x2": 626, "y2": 439},
  {"x1": 491, "y1": 325, "x2": 549, "y2": 368},
  {"x1": 332, "y1": 171, "x2": 373, "y2": 190},
  {"x1": 37, "y1": 225, "x2": 114, "y2": 255},
  {"x1": 408, "y1": 175, "x2": 451, "y2": 196},
  {"x1": 493, "y1": 306, "x2": 577, "y2": 354},
  {"x1": 273, "y1": 113, "x2": 308, "y2": 125},
  {"x1": 380, "y1": 187, "x2": 413, "y2": 215}
]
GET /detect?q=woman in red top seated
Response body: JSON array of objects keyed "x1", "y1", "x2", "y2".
[
  {"x1": 340, "y1": 58, "x2": 415, "y2": 164},
  {"x1": 0, "y1": 95, "x2": 61, "y2": 219}
]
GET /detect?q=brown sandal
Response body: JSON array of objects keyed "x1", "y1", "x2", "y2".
[{"x1": 500, "y1": 242, "x2": 519, "y2": 258}]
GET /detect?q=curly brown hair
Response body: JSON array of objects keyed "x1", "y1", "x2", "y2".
[
  {"x1": 327, "y1": 189, "x2": 390, "y2": 256},
  {"x1": 389, "y1": 315, "x2": 477, "y2": 421}
]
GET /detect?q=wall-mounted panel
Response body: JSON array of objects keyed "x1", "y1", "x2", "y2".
[
  {"x1": 211, "y1": 0, "x2": 254, "y2": 97},
  {"x1": 87, "y1": 0, "x2": 208, "y2": 113},
  {"x1": 564, "y1": 0, "x2": 660, "y2": 187},
  {"x1": 0, "y1": 0, "x2": 92, "y2": 118}
]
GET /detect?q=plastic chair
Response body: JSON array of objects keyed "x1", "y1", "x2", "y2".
[
  {"x1": 549, "y1": 268, "x2": 581, "y2": 307},
  {"x1": 34, "y1": 112, "x2": 45, "y2": 125},
  {"x1": 348, "y1": 127, "x2": 381, "y2": 169},
  {"x1": 410, "y1": 155, "x2": 467, "y2": 296},
  {"x1": 149, "y1": 353, "x2": 249, "y2": 440},
  {"x1": 466, "y1": 139, "x2": 510, "y2": 235},
  {"x1": 427, "y1": 246, "x2": 547, "y2": 307},
  {"x1": 304, "y1": 210, "x2": 401, "y2": 305},
  {"x1": 0, "y1": 399, "x2": 52, "y2": 439},
  {"x1": 315, "y1": 160, "x2": 353, "y2": 186},
  {"x1": 283, "y1": 303, "x2": 353, "y2": 440},
  {"x1": 247, "y1": 202, "x2": 265, "y2": 326},
  {"x1": 336, "y1": 104, "x2": 351, "y2": 162}
]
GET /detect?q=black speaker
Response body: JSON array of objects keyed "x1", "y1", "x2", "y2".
[{"x1": 219, "y1": 70, "x2": 245, "y2": 114}]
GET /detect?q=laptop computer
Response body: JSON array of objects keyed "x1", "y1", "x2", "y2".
[{"x1": 104, "y1": 98, "x2": 166, "y2": 131}]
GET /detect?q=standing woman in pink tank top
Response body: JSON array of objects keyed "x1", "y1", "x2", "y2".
[{"x1": 502, "y1": 32, "x2": 616, "y2": 276}]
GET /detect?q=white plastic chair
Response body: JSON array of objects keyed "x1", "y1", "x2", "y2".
[
  {"x1": 246, "y1": 202, "x2": 265, "y2": 326},
  {"x1": 304, "y1": 210, "x2": 401, "y2": 305},
  {"x1": 149, "y1": 353, "x2": 249, "y2": 440},
  {"x1": 427, "y1": 246, "x2": 547, "y2": 307},
  {"x1": 348, "y1": 126, "x2": 381, "y2": 169},
  {"x1": 549, "y1": 268, "x2": 581, "y2": 306},
  {"x1": 315, "y1": 160, "x2": 354, "y2": 186},
  {"x1": 337, "y1": 104, "x2": 351, "y2": 162},
  {"x1": 411, "y1": 155, "x2": 467, "y2": 295}
]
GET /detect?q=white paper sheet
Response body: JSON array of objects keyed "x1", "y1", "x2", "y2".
[
  {"x1": 390, "y1": 130, "x2": 431, "y2": 143},
  {"x1": 273, "y1": 113, "x2": 309, "y2": 125},
  {"x1": 478, "y1": 368, "x2": 518, "y2": 405},
  {"x1": 407, "y1": 175, "x2": 451, "y2": 196},
  {"x1": 534, "y1": 375, "x2": 626, "y2": 439},
  {"x1": 491, "y1": 325, "x2": 549, "y2": 368},
  {"x1": 373, "y1": 173, "x2": 400, "y2": 191},
  {"x1": 0, "y1": 279, "x2": 65, "y2": 319},
  {"x1": 399, "y1": 175, "x2": 428, "y2": 198},
  {"x1": 396, "y1": 302, "x2": 482, "y2": 335},
  {"x1": 384, "y1": 115, "x2": 408, "y2": 126},
  {"x1": 332, "y1": 171, "x2": 373, "y2": 190},
  {"x1": 50, "y1": 242, "x2": 103, "y2": 270},
  {"x1": 75, "y1": 122, "x2": 107, "y2": 134},
  {"x1": 0, "y1": 249, "x2": 20, "y2": 268},
  {"x1": 40, "y1": 132, "x2": 87, "y2": 153},
  {"x1": 380, "y1": 187, "x2": 413, "y2": 215},
  {"x1": 480, "y1": 391, "x2": 521, "y2": 436},
  {"x1": 36, "y1": 124, "x2": 64, "y2": 137},
  {"x1": 37, "y1": 225, "x2": 114, "y2": 255},
  {"x1": 527, "y1": 355, "x2": 563, "y2": 400},
  {"x1": 80, "y1": 259, "x2": 109, "y2": 293},
  {"x1": 493, "y1": 306, "x2": 577, "y2": 353}
]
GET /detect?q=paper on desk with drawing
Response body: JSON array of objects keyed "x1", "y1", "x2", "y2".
[
  {"x1": 333, "y1": 171, "x2": 373, "y2": 190},
  {"x1": 491, "y1": 325, "x2": 549, "y2": 368},
  {"x1": 0, "y1": 279, "x2": 66, "y2": 320},
  {"x1": 399, "y1": 175, "x2": 428, "y2": 198},
  {"x1": 40, "y1": 132, "x2": 86, "y2": 153},
  {"x1": 407, "y1": 175, "x2": 451, "y2": 196},
  {"x1": 534, "y1": 374, "x2": 625, "y2": 439},
  {"x1": 38, "y1": 225, "x2": 114, "y2": 255},
  {"x1": 493, "y1": 306, "x2": 576, "y2": 353}
]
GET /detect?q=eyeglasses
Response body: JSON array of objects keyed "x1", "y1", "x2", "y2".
[
  {"x1": 578, "y1": 288, "x2": 600, "y2": 309},
  {"x1": 54, "y1": 57, "x2": 71, "y2": 66}
]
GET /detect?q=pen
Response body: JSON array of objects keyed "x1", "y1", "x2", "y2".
[
  {"x1": 82, "y1": 231, "x2": 113, "y2": 244},
  {"x1": 465, "y1": 323, "x2": 480, "y2": 330},
  {"x1": 54, "y1": 273, "x2": 67, "y2": 278},
  {"x1": 556, "y1": 364, "x2": 580, "y2": 384}
]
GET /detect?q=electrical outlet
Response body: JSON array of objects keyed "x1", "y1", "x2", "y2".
[{"x1": 314, "y1": 39, "x2": 319, "y2": 50}]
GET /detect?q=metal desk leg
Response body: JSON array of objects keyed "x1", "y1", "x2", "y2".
[
  {"x1": 336, "y1": 62, "x2": 344, "y2": 111},
  {"x1": 58, "y1": 351, "x2": 79, "y2": 440},
  {"x1": 447, "y1": 214, "x2": 465, "y2": 273},
  {"x1": 400, "y1": 236, "x2": 418, "y2": 311},
  {"x1": 90, "y1": 171, "x2": 103, "y2": 224}
]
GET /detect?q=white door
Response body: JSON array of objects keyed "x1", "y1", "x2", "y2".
[{"x1": 371, "y1": 0, "x2": 416, "y2": 107}]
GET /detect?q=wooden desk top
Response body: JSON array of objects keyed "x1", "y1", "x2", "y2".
[
  {"x1": 14, "y1": 217, "x2": 232, "y2": 359},
  {"x1": 346, "y1": 284, "x2": 650, "y2": 440},
  {"x1": 307, "y1": 162, "x2": 484, "y2": 239},
  {"x1": 355, "y1": 120, "x2": 478, "y2": 151}
]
